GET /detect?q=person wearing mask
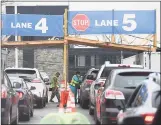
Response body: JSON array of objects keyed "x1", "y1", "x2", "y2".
[
  {"x1": 69, "y1": 71, "x2": 82, "y2": 104},
  {"x1": 49, "y1": 72, "x2": 60, "y2": 107}
]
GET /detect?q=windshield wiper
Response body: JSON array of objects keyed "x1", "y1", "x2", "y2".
[{"x1": 124, "y1": 86, "x2": 136, "y2": 89}]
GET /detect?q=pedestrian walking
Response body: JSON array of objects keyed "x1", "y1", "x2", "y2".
[
  {"x1": 49, "y1": 72, "x2": 60, "y2": 107},
  {"x1": 69, "y1": 71, "x2": 82, "y2": 104}
]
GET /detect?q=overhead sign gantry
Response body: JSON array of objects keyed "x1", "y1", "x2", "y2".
[{"x1": 1, "y1": 9, "x2": 157, "y2": 88}]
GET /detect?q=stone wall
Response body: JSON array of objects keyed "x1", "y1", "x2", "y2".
[
  {"x1": 7, "y1": 49, "x2": 23, "y2": 68},
  {"x1": 7, "y1": 47, "x2": 64, "y2": 80},
  {"x1": 34, "y1": 48, "x2": 63, "y2": 80}
]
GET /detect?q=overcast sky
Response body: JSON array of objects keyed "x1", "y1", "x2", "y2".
[{"x1": 3, "y1": 2, "x2": 160, "y2": 43}]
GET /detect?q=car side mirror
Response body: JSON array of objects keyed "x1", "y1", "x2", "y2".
[
  {"x1": 123, "y1": 116, "x2": 145, "y2": 125},
  {"x1": 30, "y1": 86, "x2": 36, "y2": 90},
  {"x1": 13, "y1": 82, "x2": 21, "y2": 88},
  {"x1": 43, "y1": 78, "x2": 49, "y2": 82},
  {"x1": 87, "y1": 75, "x2": 94, "y2": 80}
]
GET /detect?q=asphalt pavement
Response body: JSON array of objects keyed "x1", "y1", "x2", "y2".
[{"x1": 19, "y1": 92, "x2": 95, "y2": 124}]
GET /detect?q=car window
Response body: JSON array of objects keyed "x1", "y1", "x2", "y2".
[
  {"x1": 100, "y1": 67, "x2": 133, "y2": 78},
  {"x1": 113, "y1": 72, "x2": 152, "y2": 88},
  {"x1": 6, "y1": 69, "x2": 37, "y2": 79},
  {"x1": 152, "y1": 91, "x2": 160, "y2": 108},
  {"x1": 133, "y1": 84, "x2": 148, "y2": 107},
  {"x1": 90, "y1": 70, "x2": 99, "y2": 80},
  {"x1": 4, "y1": 74, "x2": 12, "y2": 88},
  {"x1": 127, "y1": 84, "x2": 142, "y2": 108}
]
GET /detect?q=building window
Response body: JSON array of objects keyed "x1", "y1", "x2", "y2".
[
  {"x1": 91, "y1": 56, "x2": 95, "y2": 66},
  {"x1": 77, "y1": 55, "x2": 85, "y2": 67}
]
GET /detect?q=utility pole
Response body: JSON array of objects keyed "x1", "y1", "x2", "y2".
[{"x1": 15, "y1": 5, "x2": 18, "y2": 68}]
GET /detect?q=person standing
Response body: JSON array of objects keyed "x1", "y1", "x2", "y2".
[
  {"x1": 69, "y1": 71, "x2": 82, "y2": 104},
  {"x1": 49, "y1": 72, "x2": 60, "y2": 107}
]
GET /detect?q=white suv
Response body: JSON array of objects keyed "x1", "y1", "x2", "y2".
[{"x1": 5, "y1": 68, "x2": 48, "y2": 107}]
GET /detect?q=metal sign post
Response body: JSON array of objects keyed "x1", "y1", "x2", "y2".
[{"x1": 63, "y1": 8, "x2": 68, "y2": 90}]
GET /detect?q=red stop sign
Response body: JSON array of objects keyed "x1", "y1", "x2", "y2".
[{"x1": 72, "y1": 14, "x2": 90, "y2": 31}]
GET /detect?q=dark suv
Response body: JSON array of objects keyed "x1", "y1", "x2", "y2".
[
  {"x1": 95, "y1": 69, "x2": 155, "y2": 124},
  {"x1": 80, "y1": 68, "x2": 99, "y2": 109}
]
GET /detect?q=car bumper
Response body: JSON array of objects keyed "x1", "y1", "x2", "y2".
[
  {"x1": 101, "y1": 108, "x2": 119, "y2": 124},
  {"x1": 33, "y1": 95, "x2": 44, "y2": 106}
]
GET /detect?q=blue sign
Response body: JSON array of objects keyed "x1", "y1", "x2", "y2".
[
  {"x1": 2, "y1": 14, "x2": 64, "y2": 36},
  {"x1": 68, "y1": 10, "x2": 156, "y2": 35}
]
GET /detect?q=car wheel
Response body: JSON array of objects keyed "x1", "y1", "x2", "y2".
[
  {"x1": 89, "y1": 101, "x2": 94, "y2": 115},
  {"x1": 43, "y1": 98, "x2": 46, "y2": 107},
  {"x1": 46, "y1": 96, "x2": 48, "y2": 103},
  {"x1": 30, "y1": 105, "x2": 34, "y2": 117},
  {"x1": 94, "y1": 107, "x2": 100, "y2": 125},
  {"x1": 38, "y1": 99, "x2": 44, "y2": 108},
  {"x1": 24, "y1": 108, "x2": 30, "y2": 121},
  {"x1": 81, "y1": 98, "x2": 88, "y2": 109}
]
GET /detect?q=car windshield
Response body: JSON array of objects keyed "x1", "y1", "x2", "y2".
[
  {"x1": 114, "y1": 72, "x2": 153, "y2": 88},
  {"x1": 101, "y1": 67, "x2": 131, "y2": 78},
  {"x1": 6, "y1": 69, "x2": 37, "y2": 79}
]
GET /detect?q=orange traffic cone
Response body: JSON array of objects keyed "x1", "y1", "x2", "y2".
[
  {"x1": 59, "y1": 103, "x2": 65, "y2": 113},
  {"x1": 65, "y1": 85, "x2": 76, "y2": 113}
]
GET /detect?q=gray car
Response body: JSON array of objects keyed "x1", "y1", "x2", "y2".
[{"x1": 117, "y1": 73, "x2": 160, "y2": 125}]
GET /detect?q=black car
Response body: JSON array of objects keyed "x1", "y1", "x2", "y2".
[
  {"x1": 1, "y1": 72, "x2": 19, "y2": 124},
  {"x1": 95, "y1": 69, "x2": 155, "y2": 124},
  {"x1": 9, "y1": 77, "x2": 36, "y2": 121},
  {"x1": 80, "y1": 68, "x2": 99, "y2": 108}
]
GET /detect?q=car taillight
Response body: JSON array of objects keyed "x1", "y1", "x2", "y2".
[
  {"x1": 118, "y1": 64, "x2": 130, "y2": 67},
  {"x1": 105, "y1": 89, "x2": 125, "y2": 100},
  {"x1": 32, "y1": 79, "x2": 41, "y2": 83},
  {"x1": 17, "y1": 92, "x2": 24, "y2": 99},
  {"x1": 1, "y1": 90, "x2": 7, "y2": 98},
  {"x1": 86, "y1": 80, "x2": 93, "y2": 84},
  {"x1": 141, "y1": 113, "x2": 155, "y2": 124}
]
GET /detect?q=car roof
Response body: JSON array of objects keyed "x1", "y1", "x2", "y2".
[
  {"x1": 89, "y1": 68, "x2": 99, "y2": 71},
  {"x1": 111, "y1": 68, "x2": 156, "y2": 74}
]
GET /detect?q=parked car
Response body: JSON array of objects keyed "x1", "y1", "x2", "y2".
[
  {"x1": 89, "y1": 62, "x2": 143, "y2": 115},
  {"x1": 5, "y1": 68, "x2": 49, "y2": 103},
  {"x1": 9, "y1": 77, "x2": 35, "y2": 121},
  {"x1": 1, "y1": 71, "x2": 19, "y2": 124},
  {"x1": 94, "y1": 69, "x2": 155, "y2": 124},
  {"x1": 117, "y1": 72, "x2": 160, "y2": 125},
  {"x1": 26, "y1": 78, "x2": 48, "y2": 108},
  {"x1": 80, "y1": 68, "x2": 99, "y2": 108}
]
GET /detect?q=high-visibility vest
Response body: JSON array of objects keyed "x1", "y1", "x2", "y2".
[{"x1": 69, "y1": 75, "x2": 79, "y2": 87}]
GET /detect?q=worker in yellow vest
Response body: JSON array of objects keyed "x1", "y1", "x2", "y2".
[
  {"x1": 49, "y1": 72, "x2": 60, "y2": 107},
  {"x1": 69, "y1": 71, "x2": 82, "y2": 104}
]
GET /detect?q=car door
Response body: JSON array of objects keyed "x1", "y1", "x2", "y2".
[
  {"x1": 4, "y1": 73, "x2": 18, "y2": 120},
  {"x1": 23, "y1": 80, "x2": 33, "y2": 108}
]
